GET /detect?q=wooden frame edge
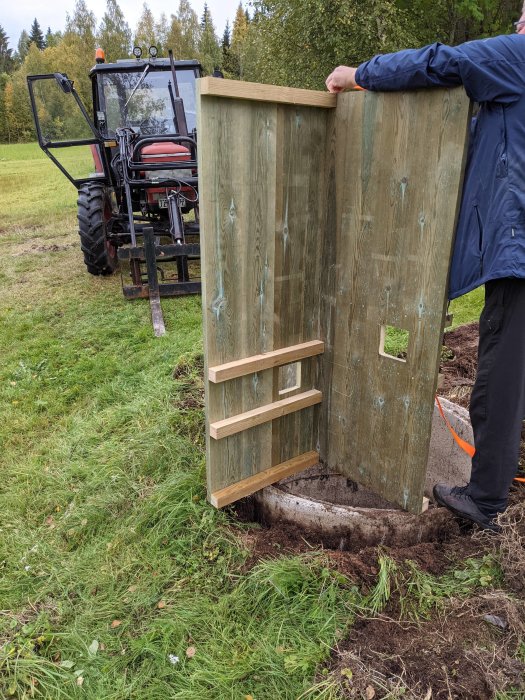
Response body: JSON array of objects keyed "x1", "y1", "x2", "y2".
[
  {"x1": 199, "y1": 77, "x2": 336, "y2": 109},
  {"x1": 209, "y1": 389, "x2": 322, "y2": 440},
  {"x1": 210, "y1": 451, "x2": 320, "y2": 508},
  {"x1": 208, "y1": 340, "x2": 324, "y2": 383}
]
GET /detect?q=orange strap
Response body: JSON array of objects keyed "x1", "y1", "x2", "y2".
[
  {"x1": 435, "y1": 395, "x2": 525, "y2": 483},
  {"x1": 435, "y1": 395, "x2": 475, "y2": 457}
]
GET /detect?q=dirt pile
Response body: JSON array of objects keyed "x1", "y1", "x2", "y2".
[{"x1": 332, "y1": 590, "x2": 525, "y2": 699}]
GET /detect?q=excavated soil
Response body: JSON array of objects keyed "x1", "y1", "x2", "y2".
[{"x1": 231, "y1": 321, "x2": 525, "y2": 699}]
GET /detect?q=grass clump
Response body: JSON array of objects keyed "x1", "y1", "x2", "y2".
[{"x1": 364, "y1": 553, "x2": 501, "y2": 619}]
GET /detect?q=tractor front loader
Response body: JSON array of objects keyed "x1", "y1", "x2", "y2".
[{"x1": 27, "y1": 48, "x2": 203, "y2": 336}]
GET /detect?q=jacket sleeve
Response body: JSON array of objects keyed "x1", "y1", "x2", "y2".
[{"x1": 355, "y1": 37, "x2": 525, "y2": 104}]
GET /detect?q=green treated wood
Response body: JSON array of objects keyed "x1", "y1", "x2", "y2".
[
  {"x1": 198, "y1": 86, "x2": 326, "y2": 498},
  {"x1": 198, "y1": 90, "x2": 277, "y2": 495},
  {"x1": 320, "y1": 88, "x2": 471, "y2": 512},
  {"x1": 199, "y1": 80, "x2": 470, "y2": 513},
  {"x1": 271, "y1": 105, "x2": 329, "y2": 466}
]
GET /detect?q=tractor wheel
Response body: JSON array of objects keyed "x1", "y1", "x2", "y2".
[{"x1": 77, "y1": 183, "x2": 118, "y2": 276}]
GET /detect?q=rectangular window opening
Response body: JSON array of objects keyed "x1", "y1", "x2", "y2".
[
  {"x1": 278, "y1": 361, "x2": 302, "y2": 396},
  {"x1": 380, "y1": 325, "x2": 409, "y2": 363}
]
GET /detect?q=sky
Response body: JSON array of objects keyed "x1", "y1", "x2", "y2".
[{"x1": 3, "y1": 0, "x2": 244, "y2": 50}]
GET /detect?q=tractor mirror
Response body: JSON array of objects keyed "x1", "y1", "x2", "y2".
[{"x1": 55, "y1": 73, "x2": 73, "y2": 94}]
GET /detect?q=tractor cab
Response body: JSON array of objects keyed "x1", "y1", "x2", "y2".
[
  {"x1": 27, "y1": 50, "x2": 205, "y2": 336},
  {"x1": 91, "y1": 58, "x2": 200, "y2": 139}
]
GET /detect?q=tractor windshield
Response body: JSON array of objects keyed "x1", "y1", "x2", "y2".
[{"x1": 100, "y1": 68, "x2": 197, "y2": 136}]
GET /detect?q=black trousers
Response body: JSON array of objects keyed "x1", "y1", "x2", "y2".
[{"x1": 467, "y1": 278, "x2": 525, "y2": 516}]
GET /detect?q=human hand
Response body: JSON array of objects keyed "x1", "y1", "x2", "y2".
[{"x1": 325, "y1": 66, "x2": 358, "y2": 93}]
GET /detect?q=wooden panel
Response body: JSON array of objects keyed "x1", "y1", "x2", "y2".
[
  {"x1": 198, "y1": 88, "x2": 278, "y2": 495},
  {"x1": 320, "y1": 88, "x2": 471, "y2": 513},
  {"x1": 198, "y1": 84, "x2": 328, "y2": 500},
  {"x1": 210, "y1": 451, "x2": 319, "y2": 508},
  {"x1": 199, "y1": 80, "x2": 470, "y2": 513},
  {"x1": 200, "y1": 77, "x2": 336, "y2": 108},
  {"x1": 208, "y1": 340, "x2": 324, "y2": 383},
  {"x1": 210, "y1": 390, "x2": 322, "y2": 440},
  {"x1": 271, "y1": 104, "x2": 330, "y2": 466}
]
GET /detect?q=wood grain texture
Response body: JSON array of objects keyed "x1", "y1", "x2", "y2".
[
  {"x1": 208, "y1": 340, "x2": 324, "y2": 383},
  {"x1": 320, "y1": 88, "x2": 471, "y2": 513},
  {"x1": 271, "y1": 104, "x2": 330, "y2": 465},
  {"x1": 210, "y1": 389, "x2": 322, "y2": 440},
  {"x1": 198, "y1": 84, "x2": 328, "y2": 500},
  {"x1": 199, "y1": 77, "x2": 336, "y2": 108},
  {"x1": 199, "y1": 81, "x2": 470, "y2": 513},
  {"x1": 198, "y1": 87, "x2": 277, "y2": 494},
  {"x1": 210, "y1": 451, "x2": 320, "y2": 508}
]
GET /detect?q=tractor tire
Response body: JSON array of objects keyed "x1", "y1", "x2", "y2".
[{"x1": 77, "y1": 183, "x2": 118, "y2": 276}]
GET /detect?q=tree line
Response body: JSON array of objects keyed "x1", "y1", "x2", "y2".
[{"x1": 0, "y1": 0, "x2": 517, "y2": 143}]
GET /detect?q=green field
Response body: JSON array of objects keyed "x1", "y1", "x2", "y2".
[{"x1": 1, "y1": 143, "x2": 519, "y2": 700}]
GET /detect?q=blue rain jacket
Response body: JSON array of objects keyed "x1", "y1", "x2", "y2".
[{"x1": 355, "y1": 35, "x2": 525, "y2": 299}]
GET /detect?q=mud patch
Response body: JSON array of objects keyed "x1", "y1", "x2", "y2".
[
  {"x1": 171, "y1": 352, "x2": 204, "y2": 410},
  {"x1": 10, "y1": 242, "x2": 77, "y2": 257},
  {"x1": 439, "y1": 321, "x2": 479, "y2": 408},
  {"x1": 329, "y1": 590, "x2": 525, "y2": 700}
]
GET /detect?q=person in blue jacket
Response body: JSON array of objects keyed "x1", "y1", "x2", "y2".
[{"x1": 326, "y1": 8, "x2": 525, "y2": 532}]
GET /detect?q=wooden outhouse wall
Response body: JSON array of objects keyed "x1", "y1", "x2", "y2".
[{"x1": 198, "y1": 78, "x2": 471, "y2": 513}]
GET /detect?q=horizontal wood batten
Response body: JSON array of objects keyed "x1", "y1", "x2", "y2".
[
  {"x1": 210, "y1": 451, "x2": 320, "y2": 508},
  {"x1": 209, "y1": 389, "x2": 322, "y2": 440},
  {"x1": 199, "y1": 77, "x2": 336, "y2": 109},
  {"x1": 208, "y1": 340, "x2": 324, "y2": 383}
]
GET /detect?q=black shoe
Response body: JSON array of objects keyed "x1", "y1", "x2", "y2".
[{"x1": 432, "y1": 483, "x2": 501, "y2": 533}]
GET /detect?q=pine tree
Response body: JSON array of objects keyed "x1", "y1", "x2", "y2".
[
  {"x1": 199, "y1": 4, "x2": 221, "y2": 73},
  {"x1": 166, "y1": 15, "x2": 184, "y2": 59},
  {"x1": 27, "y1": 19, "x2": 45, "y2": 50},
  {"x1": 134, "y1": 3, "x2": 158, "y2": 54},
  {"x1": 0, "y1": 72, "x2": 10, "y2": 142},
  {"x1": 201, "y1": 3, "x2": 211, "y2": 29},
  {"x1": 177, "y1": 0, "x2": 200, "y2": 58},
  {"x1": 98, "y1": 0, "x2": 131, "y2": 61},
  {"x1": 16, "y1": 31, "x2": 29, "y2": 63},
  {"x1": 229, "y1": 3, "x2": 249, "y2": 78},
  {"x1": 222, "y1": 20, "x2": 234, "y2": 75},
  {"x1": 44, "y1": 27, "x2": 62, "y2": 49},
  {"x1": 0, "y1": 25, "x2": 14, "y2": 73},
  {"x1": 222, "y1": 20, "x2": 231, "y2": 53}
]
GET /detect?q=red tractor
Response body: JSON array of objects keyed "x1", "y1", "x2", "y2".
[{"x1": 28, "y1": 47, "x2": 203, "y2": 335}]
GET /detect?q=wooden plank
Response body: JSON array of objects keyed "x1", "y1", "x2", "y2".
[
  {"x1": 198, "y1": 85, "x2": 277, "y2": 494},
  {"x1": 210, "y1": 450, "x2": 320, "y2": 508},
  {"x1": 199, "y1": 82, "x2": 331, "y2": 501},
  {"x1": 320, "y1": 88, "x2": 471, "y2": 513},
  {"x1": 199, "y1": 77, "x2": 336, "y2": 109},
  {"x1": 271, "y1": 104, "x2": 330, "y2": 466},
  {"x1": 208, "y1": 340, "x2": 324, "y2": 383},
  {"x1": 210, "y1": 389, "x2": 322, "y2": 440}
]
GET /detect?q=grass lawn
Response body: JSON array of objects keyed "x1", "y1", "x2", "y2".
[{"x1": 0, "y1": 143, "x2": 519, "y2": 700}]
